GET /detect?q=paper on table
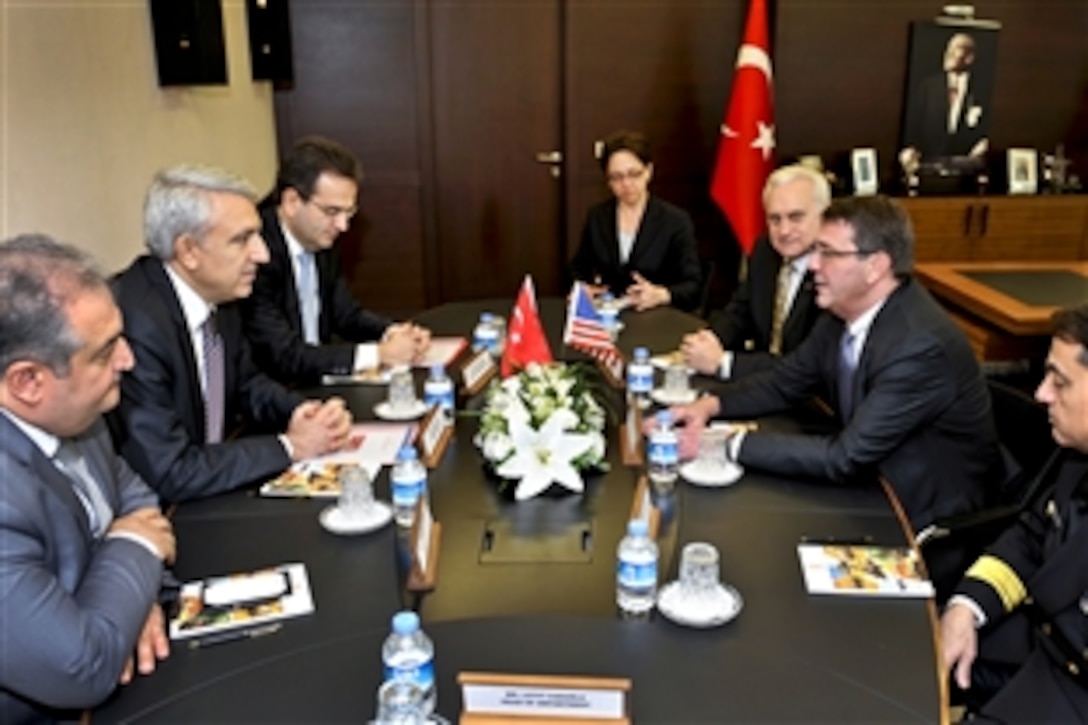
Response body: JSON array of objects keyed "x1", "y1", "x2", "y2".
[
  {"x1": 419, "y1": 336, "x2": 468, "y2": 368},
  {"x1": 260, "y1": 422, "x2": 416, "y2": 497},
  {"x1": 170, "y1": 562, "x2": 314, "y2": 641}
]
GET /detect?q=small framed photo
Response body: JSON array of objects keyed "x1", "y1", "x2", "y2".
[
  {"x1": 851, "y1": 148, "x2": 878, "y2": 196},
  {"x1": 1007, "y1": 148, "x2": 1038, "y2": 194}
]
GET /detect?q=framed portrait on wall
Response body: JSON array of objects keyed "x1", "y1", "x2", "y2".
[
  {"x1": 898, "y1": 21, "x2": 1000, "y2": 173},
  {"x1": 1007, "y1": 148, "x2": 1038, "y2": 194},
  {"x1": 851, "y1": 148, "x2": 878, "y2": 196}
]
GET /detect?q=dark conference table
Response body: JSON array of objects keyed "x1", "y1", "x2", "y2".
[{"x1": 96, "y1": 300, "x2": 945, "y2": 723}]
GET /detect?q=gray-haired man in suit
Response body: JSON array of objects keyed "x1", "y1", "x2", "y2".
[{"x1": 0, "y1": 235, "x2": 175, "y2": 723}]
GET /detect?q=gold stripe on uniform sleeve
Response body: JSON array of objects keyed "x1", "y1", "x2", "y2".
[{"x1": 965, "y1": 555, "x2": 1027, "y2": 612}]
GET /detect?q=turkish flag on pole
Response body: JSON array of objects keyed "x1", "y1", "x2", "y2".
[
  {"x1": 710, "y1": 0, "x2": 774, "y2": 257},
  {"x1": 500, "y1": 275, "x2": 554, "y2": 377}
]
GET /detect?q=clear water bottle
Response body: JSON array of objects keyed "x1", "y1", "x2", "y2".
[
  {"x1": 382, "y1": 611, "x2": 436, "y2": 716},
  {"x1": 598, "y1": 292, "x2": 619, "y2": 337},
  {"x1": 627, "y1": 346, "x2": 653, "y2": 410},
  {"x1": 472, "y1": 312, "x2": 499, "y2": 355},
  {"x1": 391, "y1": 446, "x2": 427, "y2": 527},
  {"x1": 647, "y1": 410, "x2": 679, "y2": 492},
  {"x1": 373, "y1": 679, "x2": 426, "y2": 724},
  {"x1": 423, "y1": 363, "x2": 455, "y2": 425},
  {"x1": 616, "y1": 519, "x2": 658, "y2": 617}
]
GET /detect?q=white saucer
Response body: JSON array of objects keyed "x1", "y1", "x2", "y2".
[
  {"x1": 374, "y1": 400, "x2": 428, "y2": 421},
  {"x1": 657, "y1": 580, "x2": 743, "y2": 628},
  {"x1": 650, "y1": 387, "x2": 698, "y2": 406},
  {"x1": 319, "y1": 501, "x2": 393, "y2": 535},
  {"x1": 680, "y1": 460, "x2": 744, "y2": 487}
]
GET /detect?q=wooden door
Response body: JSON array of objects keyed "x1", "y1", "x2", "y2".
[{"x1": 428, "y1": 1, "x2": 564, "y2": 300}]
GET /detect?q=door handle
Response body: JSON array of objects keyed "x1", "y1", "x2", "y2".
[{"x1": 535, "y1": 151, "x2": 563, "y2": 164}]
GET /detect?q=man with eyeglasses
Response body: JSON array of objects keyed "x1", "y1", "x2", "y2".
[
  {"x1": 670, "y1": 195, "x2": 1003, "y2": 600},
  {"x1": 242, "y1": 136, "x2": 430, "y2": 385},
  {"x1": 680, "y1": 164, "x2": 827, "y2": 380},
  {"x1": 109, "y1": 165, "x2": 354, "y2": 503}
]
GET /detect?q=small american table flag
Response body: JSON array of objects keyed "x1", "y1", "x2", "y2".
[{"x1": 563, "y1": 283, "x2": 625, "y2": 383}]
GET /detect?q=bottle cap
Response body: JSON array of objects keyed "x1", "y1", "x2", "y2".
[
  {"x1": 391, "y1": 610, "x2": 420, "y2": 634},
  {"x1": 633, "y1": 346, "x2": 649, "y2": 361},
  {"x1": 430, "y1": 363, "x2": 445, "y2": 377},
  {"x1": 627, "y1": 519, "x2": 649, "y2": 537},
  {"x1": 655, "y1": 410, "x2": 672, "y2": 426},
  {"x1": 397, "y1": 445, "x2": 419, "y2": 461},
  {"x1": 480, "y1": 312, "x2": 494, "y2": 323}
]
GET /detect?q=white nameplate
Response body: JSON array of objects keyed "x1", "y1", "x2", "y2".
[
  {"x1": 420, "y1": 407, "x2": 444, "y2": 455},
  {"x1": 461, "y1": 350, "x2": 498, "y2": 396},
  {"x1": 415, "y1": 496, "x2": 433, "y2": 572},
  {"x1": 459, "y1": 672, "x2": 630, "y2": 722}
]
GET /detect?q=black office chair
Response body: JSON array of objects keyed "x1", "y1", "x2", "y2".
[
  {"x1": 696, "y1": 258, "x2": 717, "y2": 320},
  {"x1": 917, "y1": 379, "x2": 1058, "y2": 557}
]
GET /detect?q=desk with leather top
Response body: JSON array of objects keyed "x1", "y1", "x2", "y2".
[
  {"x1": 916, "y1": 261, "x2": 1088, "y2": 361},
  {"x1": 95, "y1": 300, "x2": 944, "y2": 723}
]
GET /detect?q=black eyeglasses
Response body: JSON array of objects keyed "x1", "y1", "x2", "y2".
[
  {"x1": 306, "y1": 199, "x2": 357, "y2": 221},
  {"x1": 812, "y1": 244, "x2": 874, "y2": 260}
]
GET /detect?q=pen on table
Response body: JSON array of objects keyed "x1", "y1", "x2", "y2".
[
  {"x1": 188, "y1": 622, "x2": 283, "y2": 650},
  {"x1": 800, "y1": 535, "x2": 874, "y2": 546}
]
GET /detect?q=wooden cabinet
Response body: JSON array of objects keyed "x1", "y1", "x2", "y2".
[{"x1": 898, "y1": 196, "x2": 1088, "y2": 262}]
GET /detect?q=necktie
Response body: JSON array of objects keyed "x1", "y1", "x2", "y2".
[
  {"x1": 297, "y1": 252, "x2": 320, "y2": 345},
  {"x1": 769, "y1": 260, "x2": 792, "y2": 356},
  {"x1": 54, "y1": 440, "x2": 113, "y2": 537},
  {"x1": 202, "y1": 312, "x2": 225, "y2": 444},
  {"x1": 837, "y1": 330, "x2": 857, "y2": 420}
]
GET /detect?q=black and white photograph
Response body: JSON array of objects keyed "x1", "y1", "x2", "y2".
[{"x1": 898, "y1": 22, "x2": 1000, "y2": 169}]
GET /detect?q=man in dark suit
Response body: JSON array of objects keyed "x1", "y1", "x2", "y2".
[
  {"x1": 941, "y1": 305, "x2": 1088, "y2": 722},
  {"x1": 681, "y1": 164, "x2": 827, "y2": 380},
  {"x1": 900, "y1": 32, "x2": 990, "y2": 167},
  {"x1": 671, "y1": 195, "x2": 1003, "y2": 598},
  {"x1": 109, "y1": 165, "x2": 353, "y2": 504},
  {"x1": 241, "y1": 136, "x2": 429, "y2": 385},
  {"x1": 0, "y1": 235, "x2": 176, "y2": 722}
]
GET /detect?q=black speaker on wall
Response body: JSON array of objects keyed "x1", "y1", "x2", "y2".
[
  {"x1": 148, "y1": 0, "x2": 228, "y2": 86},
  {"x1": 246, "y1": 0, "x2": 294, "y2": 86}
]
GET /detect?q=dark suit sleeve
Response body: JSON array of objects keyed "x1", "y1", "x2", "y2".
[
  {"x1": 0, "y1": 534, "x2": 162, "y2": 709},
  {"x1": 710, "y1": 274, "x2": 757, "y2": 349},
  {"x1": 243, "y1": 252, "x2": 358, "y2": 383},
  {"x1": 571, "y1": 207, "x2": 605, "y2": 285},
  {"x1": 115, "y1": 307, "x2": 295, "y2": 503},
  {"x1": 0, "y1": 444, "x2": 163, "y2": 709},
  {"x1": 656, "y1": 206, "x2": 701, "y2": 311},
  {"x1": 734, "y1": 327, "x2": 962, "y2": 483}
]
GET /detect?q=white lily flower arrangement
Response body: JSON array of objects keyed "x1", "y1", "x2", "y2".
[{"x1": 474, "y1": 362, "x2": 609, "y2": 500}]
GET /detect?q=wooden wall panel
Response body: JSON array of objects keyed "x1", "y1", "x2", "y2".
[
  {"x1": 275, "y1": 0, "x2": 1088, "y2": 315},
  {"x1": 273, "y1": 1, "x2": 426, "y2": 315}
]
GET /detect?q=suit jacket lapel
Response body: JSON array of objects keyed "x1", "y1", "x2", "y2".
[
  {"x1": 626, "y1": 197, "x2": 658, "y2": 268},
  {"x1": 0, "y1": 415, "x2": 95, "y2": 539},
  {"x1": 261, "y1": 208, "x2": 305, "y2": 335},
  {"x1": 142, "y1": 258, "x2": 210, "y2": 438}
]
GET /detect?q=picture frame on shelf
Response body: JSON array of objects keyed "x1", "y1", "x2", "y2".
[
  {"x1": 851, "y1": 148, "x2": 878, "y2": 196},
  {"x1": 1007, "y1": 148, "x2": 1038, "y2": 195}
]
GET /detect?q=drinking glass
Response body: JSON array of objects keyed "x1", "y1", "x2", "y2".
[
  {"x1": 696, "y1": 427, "x2": 729, "y2": 471},
  {"x1": 679, "y1": 541, "x2": 721, "y2": 602},
  {"x1": 663, "y1": 363, "x2": 690, "y2": 398},
  {"x1": 387, "y1": 367, "x2": 417, "y2": 411},
  {"x1": 338, "y1": 464, "x2": 374, "y2": 518}
]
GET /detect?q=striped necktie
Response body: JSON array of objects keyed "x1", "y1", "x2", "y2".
[
  {"x1": 769, "y1": 260, "x2": 792, "y2": 356},
  {"x1": 297, "y1": 251, "x2": 320, "y2": 345},
  {"x1": 837, "y1": 330, "x2": 858, "y2": 420},
  {"x1": 54, "y1": 439, "x2": 113, "y2": 537},
  {"x1": 202, "y1": 312, "x2": 225, "y2": 444}
]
